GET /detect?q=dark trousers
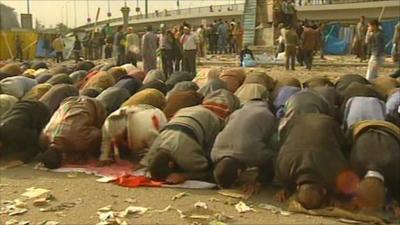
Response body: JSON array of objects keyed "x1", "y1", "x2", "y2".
[
  {"x1": 105, "y1": 45, "x2": 113, "y2": 59},
  {"x1": 55, "y1": 51, "x2": 64, "y2": 63},
  {"x1": 182, "y1": 49, "x2": 197, "y2": 76},
  {"x1": 285, "y1": 47, "x2": 296, "y2": 70},
  {"x1": 161, "y1": 49, "x2": 173, "y2": 77},
  {"x1": 303, "y1": 49, "x2": 314, "y2": 70},
  {"x1": 74, "y1": 50, "x2": 80, "y2": 63},
  {"x1": 116, "y1": 48, "x2": 125, "y2": 66},
  {"x1": 15, "y1": 48, "x2": 23, "y2": 61}
]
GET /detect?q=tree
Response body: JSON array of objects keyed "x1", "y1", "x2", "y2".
[{"x1": 56, "y1": 23, "x2": 71, "y2": 34}]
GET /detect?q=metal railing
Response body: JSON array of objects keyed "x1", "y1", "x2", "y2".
[
  {"x1": 78, "y1": 3, "x2": 245, "y2": 29},
  {"x1": 296, "y1": 0, "x2": 391, "y2": 6}
]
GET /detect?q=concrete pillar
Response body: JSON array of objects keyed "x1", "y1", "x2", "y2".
[{"x1": 121, "y1": 6, "x2": 130, "y2": 31}]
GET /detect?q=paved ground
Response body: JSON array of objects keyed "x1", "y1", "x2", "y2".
[{"x1": 0, "y1": 58, "x2": 398, "y2": 225}]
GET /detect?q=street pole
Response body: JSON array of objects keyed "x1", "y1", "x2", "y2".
[
  {"x1": 145, "y1": 0, "x2": 148, "y2": 18},
  {"x1": 74, "y1": 0, "x2": 77, "y2": 27},
  {"x1": 66, "y1": 2, "x2": 69, "y2": 27},
  {"x1": 27, "y1": 0, "x2": 30, "y2": 14}
]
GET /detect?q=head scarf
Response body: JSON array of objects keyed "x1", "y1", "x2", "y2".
[
  {"x1": 138, "y1": 79, "x2": 168, "y2": 95},
  {"x1": 46, "y1": 73, "x2": 73, "y2": 85},
  {"x1": 0, "y1": 94, "x2": 18, "y2": 117},
  {"x1": 96, "y1": 87, "x2": 131, "y2": 115},
  {"x1": 49, "y1": 65, "x2": 68, "y2": 75},
  {"x1": 143, "y1": 69, "x2": 166, "y2": 84},
  {"x1": 311, "y1": 86, "x2": 338, "y2": 108},
  {"x1": 40, "y1": 84, "x2": 80, "y2": 114},
  {"x1": 114, "y1": 77, "x2": 142, "y2": 95},
  {"x1": 122, "y1": 88, "x2": 166, "y2": 109},
  {"x1": 244, "y1": 71, "x2": 274, "y2": 91},
  {"x1": 81, "y1": 71, "x2": 116, "y2": 91},
  {"x1": 198, "y1": 79, "x2": 227, "y2": 97},
  {"x1": 219, "y1": 68, "x2": 246, "y2": 92},
  {"x1": 35, "y1": 73, "x2": 53, "y2": 84},
  {"x1": 163, "y1": 91, "x2": 203, "y2": 120},
  {"x1": 0, "y1": 63, "x2": 22, "y2": 77},
  {"x1": 22, "y1": 83, "x2": 53, "y2": 101},
  {"x1": 202, "y1": 89, "x2": 240, "y2": 119},
  {"x1": 120, "y1": 63, "x2": 136, "y2": 74},
  {"x1": 193, "y1": 68, "x2": 221, "y2": 88},
  {"x1": 234, "y1": 83, "x2": 269, "y2": 105},
  {"x1": 284, "y1": 90, "x2": 333, "y2": 118}
]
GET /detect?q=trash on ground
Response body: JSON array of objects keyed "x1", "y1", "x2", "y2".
[
  {"x1": 33, "y1": 198, "x2": 49, "y2": 207},
  {"x1": 21, "y1": 187, "x2": 50, "y2": 199},
  {"x1": 38, "y1": 221, "x2": 59, "y2": 225},
  {"x1": 39, "y1": 201, "x2": 78, "y2": 212},
  {"x1": 194, "y1": 201, "x2": 208, "y2": 209},
  {"x1": 5, "y1": 219, "x2": 19, "y2": 225},
  {"x1": 218, "y1": 189, "x2": 248, "y2": 200},
  {"x1": 234, "y1": 201, "x2": 256, "y2": 213},
  {"x1": 124, "y1": 198, "x2": 136, "y2": 203},
  {"x1": 98, "y1": 205, "x2": 113, "y2": 212},
  {"x1": 0, "y1": 200, "x2": 28, "y2": 216},
  {"x1": 67, "y1": 172, "x2": 78, "y2": 178},
  {"x1": 55, "y1": 211, "x2": 67, "y2": 217},
  {"x1": 209, "y1": 220, "x2": 228, "y2": 225},
  {"x1": 189, "y1": 214, "x2": 211, "y2": 219},
  {"x1": 96, "y1": 176, "x2": 116, "y2": 183},
  {"x1": 258, "y1": 203, "x2": 292, "y2": 216},
  {"x1": 118, "y1": 206, "x2": 149, "y2": 217},
  {"x1": 209, "y1": 197, "x2": 221, "y2": 202},
  {"x1": 171, "y1": 192, "x2": 188, "y2": 201}
]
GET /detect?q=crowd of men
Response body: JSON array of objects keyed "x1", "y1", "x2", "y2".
[{"x1": 0, "y1": 57, "x2": 399, "y2": 216}]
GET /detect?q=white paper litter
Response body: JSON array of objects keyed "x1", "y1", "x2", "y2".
[
  {"x1": 171, "y1": 192, "x2": 188, "y2": 201},
  {"x1": 258, "y1": 203, "x2": 292, "y2": 216},
  {"x1": 234, "y1": 201, "x2": 256, "y2": 213},
  {"x1": 5, "y1": 219, "x2": 18, "y2": 225},
  {"x1": 98, "y1": 205, "x2": 113, "y2": 212},
  {"x1": 21, "y1": 187, "x2": 50, "y2": 199},
  {"x1": 118, "y1": 206, "x2": 149, "y2": 217},
  {"x1": 124, "y1": 198, "x2": 136, "y2": 203},
  {"x1": 194, "y1": 201, "x2": 208, "y2": 209},
  {"x1": 96, "y1": 176, "x2": 117, "y2": 183}
]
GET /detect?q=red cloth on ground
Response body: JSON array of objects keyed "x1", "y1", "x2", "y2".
[{"x1": 115, "y1": 175, "x2": 162, "y2": 187}]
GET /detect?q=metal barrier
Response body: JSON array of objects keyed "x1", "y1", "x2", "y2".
[{"x1": 296, "y1": 0, "x2": 390, "y2": 6}]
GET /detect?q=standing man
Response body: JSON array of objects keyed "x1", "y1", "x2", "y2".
[
  {"x1": 318, "y1": 23, "x2": 326, "y2": 60},
  {"x1": 52, "y1": 34, "x2": 65, "y2": 63},
  {"x1": 15, "y1": 35, "x2": 23, "y2": 62},
  {"x1": 235, "y1": 22, "x2": 244, "y2": 54},
  {"x1": 217, "y1": 19, "x2": 228, "y2": 54},
  {"x1": 355, "y1": 16, "x2": 368, "y2": 62},
  {"x1": 73, "y1": 34, "x2": 82, "y2": 63},
  {"x1": 180, "y1": 26, "x2": 198, "y2": 76},
  {"x1": 125, "y1": 27, "x2": 140, "y2": 67},
  {"x1": 301, "y1": 23, "x2": 317, "y2": 70},
  {"x1": 113, "y1": 26, "x2": 125, "y2": 66},
  {"x1": 392, "y1": 22, "x2": 400, "y2": 65},
  {"x1": 284, "y1": 25, "x2": 299, "y2": 70},
  {"x1": 160, "y1": 28, "x2": 174, "y2": 77},
  {"x1": 365, "y1": 19, "x2": 385, "y2": 81},
  {"x1": 209, "y1": 22, "x2": 219, "y2": 54},
  {"x1": 142, "y1": 25, "x2": 158, "y2": 73}
]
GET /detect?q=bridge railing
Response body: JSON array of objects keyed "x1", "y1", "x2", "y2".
[
  {"x1": 296, "y1": 0, "x2": 390, "y2": 5},
  {"x1": 78, "y1": 3, "x2": 245, "y2": 30}
]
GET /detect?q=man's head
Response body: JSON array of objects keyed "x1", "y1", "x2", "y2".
[
  {"x1": 360, "y1": 16, "x2": 365, "y2": 22},
  {"x1": 146, "y1": 25, "x2": 153, "y2": 32},
  {"x1": 117, "y1": 26, "x2": 123, "y2": 32},
  {"x1": 354, "y1": 177, "x2": 385, "y2": 209},
  {"x1": 39, "y1": 147, "x2": 62, "y2": 169},
  {"x1": 127, "y1": 27, "x2": 133, "y2": 33},
  {"x1": 368, "y1": 19, "x2": 380, "y2": 32},
  {"x1": 297, "y1": 183, "x2": 327, "y2": 209},
  {"x1": 213, "y1": 157, "x2": 244, "y2": 189},
  {"x1": 148, "y1": 150, "x2": 175, "y2": 181},
  {"x1": 183, "y1": 26, "x2": 190, "y2": 34}
]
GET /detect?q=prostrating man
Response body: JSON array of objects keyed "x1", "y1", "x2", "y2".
[
  {"x1": 141, "y1": 105, "x2": 224, "y2": 184},
  {"x1": 39, "y1": 84, "x2": 79, "y2": 115},
  {"x1": 98, "y1": 104, "x2": 167, "y2": 166},
  {"x1": 283, "y1": 90, "x2": 333, "y2": 119},
  {"x1": 342, "y1": 96, "x2": 386, "y2": 130},
  {"x1": 142, "y1": 25, "x2": 158, "y2": 73},
  {"x1": 386, "y1": 89, "x2": 400, "y2": 126},
  {"x1": 0, "y1": 76, "x2": 37, "y2": 99},
  {"x1": 211, "y1": 98, "x2": 278, "y2": 191},
  {"x1": 275, "y1": 113, "x2": 349, "y2": 209},
  {"x1": 0, "y1": 101, "x2": 50, "y2": 163},
  {"x1": 349, "y1": 120, "x2": 400, "y2": 213},
  {"x1": 180, "y1": 26, "x2": 198, "y2": 76},
  {"x1": 40, "y1": 96, "x2": 107, "y2": 169}
]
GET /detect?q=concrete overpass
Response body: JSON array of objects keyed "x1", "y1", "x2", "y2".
[{"x1": 74, "y1": 4, "x2": 244, "y2": 32}]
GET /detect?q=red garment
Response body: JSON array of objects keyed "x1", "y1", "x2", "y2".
[
  {"x1": 202, "y1": 102, "x2": 230, "y2": 120},
  {"x1": 115, "y1": 175, "x2": 162, "y2": 187}
]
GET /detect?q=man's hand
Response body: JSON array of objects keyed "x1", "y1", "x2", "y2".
[
  {"x1": 165, "y1": 173, "x2": 186, "y2": 184},
  {"x1": 274, "y1": 189, "x2": 290, "y2": 203},
  {"x1": 96, "y1": 160, "x2": 114, "y2": 167},
  {"x1": 243, "y1": 181, "x2": 261, "y2": 198}
]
